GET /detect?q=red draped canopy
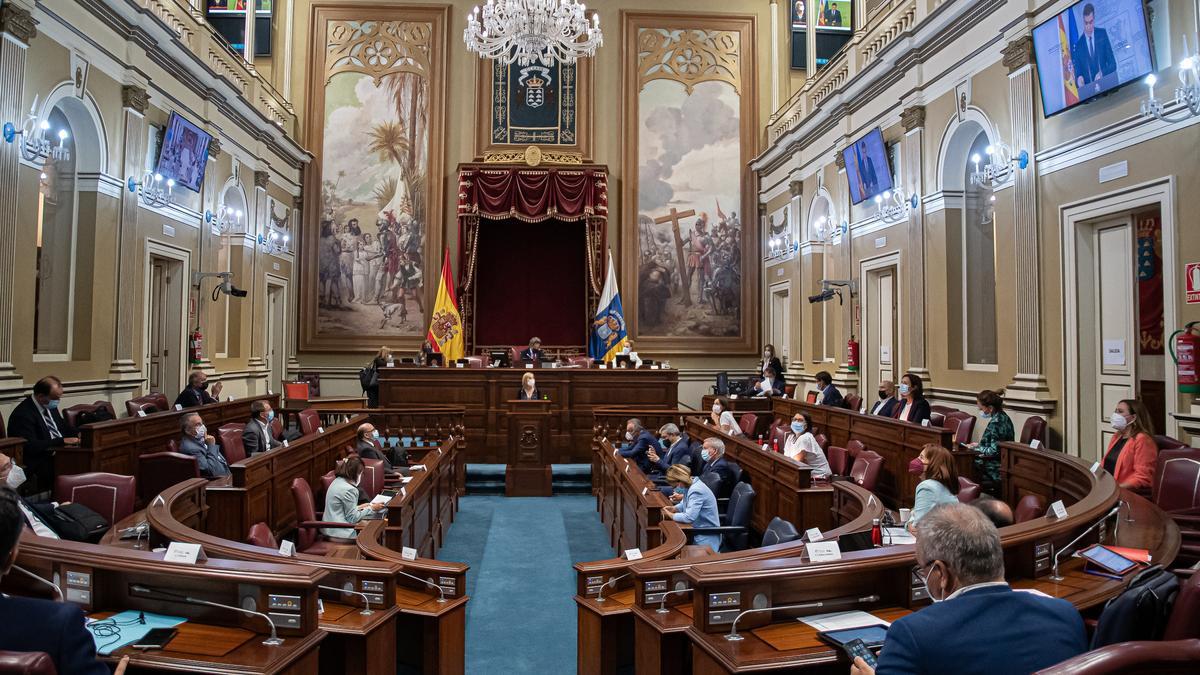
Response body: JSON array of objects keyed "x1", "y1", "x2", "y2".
[{"x1": 456, "y1": 164, "x2": 608, "y2": 223}]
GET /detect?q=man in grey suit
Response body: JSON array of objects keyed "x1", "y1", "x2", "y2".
[
  {"x1": 242, "y1": 400, "x2": 282, "y2": 455},
  {"x1": 179, "y1": 413, "x2": 229, "y2": 478}
]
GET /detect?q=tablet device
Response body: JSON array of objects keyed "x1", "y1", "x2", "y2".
[
  {"x1": 132, "y1": 627, "x2": 177, "y2": 650},
  {"x1": 817, "y1": 624, "x2": 889, "y2": 649},
  {"x1": 1079, "y1": 543, "x2": 1138, "y2": 575}
]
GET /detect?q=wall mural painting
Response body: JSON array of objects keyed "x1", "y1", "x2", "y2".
[
  {"x1": 628, "y1": 20, "x2": 753, "y2": 345},
  {"x1": 304, "y1": 12, "x2": 445, "y2": 350}
]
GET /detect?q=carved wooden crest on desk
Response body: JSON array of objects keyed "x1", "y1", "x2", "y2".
[{"x1": 517, "y1": 426, "x2": 541, "y2": 462}]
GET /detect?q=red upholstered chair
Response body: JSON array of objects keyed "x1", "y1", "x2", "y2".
[
  {"x1": 53, "y1": 473, "x2": 136, "y2": 526},
  {"x1": 738, "y1": 413, "x2": 758, "y2": 437},
  {"x1": 814, "y1": 433, "x2": 829, "y2": 452},
  {"x1": 944, "y1": 412, "x2": 976, "y2": 445},
  {"x1": 166, "y1": 439, "x2": 180, "y2": 454},
  {"x1": 0, "y1": 651, "x2": 57, "y2": 675},
  {"x1": 1015, "y1": 494, "x2": 1047, "y2": 523},
  {"x1": 509, "y1": 346, "x2": 525, "y2": 365},
  {"x1": 360, "y1": 458, "x2": 385, "y2": 499},
  {"x1": 269, "y1": 416, "x2": 284, "y2": 440},
  {"x1": 929, "y1": 412, "x2": 945, "y2": 428},
  {"x1": 1033, "y1": 639, "x2": 1200, "y2": 675},
  {"x1": 295, "y1": 373, "x2": 321, "y2": 397},
  {"x1": 957, "y1": 476, "x2": 981, "y2": 503},
  {"x1": 1163, "y1": 571, "x2": 1200, "y2": 640},
  {"x1": 218, "y1": 428, "x2": 247, "y2": 464},
  {"x1": 1020, "y1": 416, "x2": 1049, "y2": 446},
  {"x1": 845, "y1": 394, "x2": 863, "y2": 412},
  {"x1": 567, "y1": 355, "x2": 591, "y2": 368},
  {"x1": 1154, "y1": 448, "x2": 1200, "y2": 512},
  {"x1": 465, "y1": 356, "x2": 486, "y2": 368},
  {"x1": 318, "y1": 471, "x2": 336, "y2": 506},
  {"x1": 246, "y1": 522, "x2": 279, "y2": 550},
  {"x1": 805, "y1": 390, "x2": 818, "y2": 404},
  {"x1": 1155, "y1": 435, "x2": 1189, "y2": 451},
  {"x1": 63, "y1": 401, "x2": 117, "y2": 429},
  {"x1": 930, "y1": 404, "x2": 955, "y2": 417},
  {"x1": 126, "y1": 393, "x2": 169, "y2": 417},
  {"x1": 849, "y1": 450, "x2": 884, "y2": 493},
  {"x1": 290, "y1": 477, "x2": 348, "y2": 555},
  {"x1": 784, "y1": 384, "x2": 797, "y2": 399},
  {"x1": 218, "y1": 422, "x2": 245, "y2": 435},
  {"x1": 827, "y1": 446, "x2": 849, "y2": 476},
  {"x1": 297, "y1": 409, "x2": 321, "y2": 436},
  {"x1": 769, "y1": 425, "x2": 788, "y2": 452},
  {"x1": 846, "y1": 439, "x2": 866, "y2": 459},
  {"x1": 136, "y1": 452, "x2": 199, "y2": 503}
]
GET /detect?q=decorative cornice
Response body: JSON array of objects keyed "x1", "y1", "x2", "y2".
[
  {"x1": 292, "y1": 195, "x2": 302, "y2": 210},
  {"x1": 901, "y1": 105, "x2": 926, "y2": 131},
  {"x1": 1002, "y1": 35, "x2": 1034, "y2": 72},
  {"x1": 788, "y1": 180, "x2": 803, "y2": 197},
  {"x1": 253, "y1": 170, "x2": 269, "y2": 189},
  {"x1": 0, "y1": 5, "x2": 37, "y2": 43},
  {"x1": 207, "y1": 137, "x2": 222, "y2": 159},
  {"x1": 121, "y1": 85, "x2": 149, "y2": 113},
  {"x1": 834, "y1": 150, "x2": 845, "y2": 170}
]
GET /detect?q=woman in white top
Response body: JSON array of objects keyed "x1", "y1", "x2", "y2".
[
  {"x1": 908, "y1": 444, "x2": 961, "y2": 530},
  {"x1": 717, "y1": 408, "x2": 743, "y2": 436},
  {"x1": 781, "y1": 412, "x2": 831, "y2": 478}
]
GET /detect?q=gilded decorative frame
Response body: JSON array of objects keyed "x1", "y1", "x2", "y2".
[
  {"x1": 300, "y1": 3, "x2": 447, "y2": 352},
  {"x1": 619, "y1": 11, "x2": 759, "y2": 355}
]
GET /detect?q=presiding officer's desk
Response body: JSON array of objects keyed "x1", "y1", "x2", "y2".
[
  {"x1": 377, "y1": 365, "x2": 678, "y2": 464},
  {"x1": 674, "y1": 443, "x2": 1180, "y2": 674},
  {"x1": 59, "y1": 394, "x2": 280, "y2": 477},
  {"x1": 8, "y1": 532, "x2": 327, "y2": 674}
]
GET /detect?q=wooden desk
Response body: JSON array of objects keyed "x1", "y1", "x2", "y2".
[
  {"x1": 58, "y1": 394, "x2": 279, "y2": 477},
  {"x1": 11, "y1": 533, "x2": 327, "y2": 674},
  {"x1": 505, "y1": 399, "x2": 553, "y2": 496},
  {"x1": 377, "y1": 367, "x2": 678, "y2": 463}
]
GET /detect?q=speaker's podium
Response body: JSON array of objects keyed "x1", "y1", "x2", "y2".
[{"x1": 505, "y1": 399, "x2": 553, "y2": 496}]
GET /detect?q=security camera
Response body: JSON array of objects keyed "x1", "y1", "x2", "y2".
[
  {"x1": 220, "y1": 281, "x2": 248, "y2": 298},
  {"x1": 194, "y1": 271, "x2": 249, "y2": 300},
  {"x1": 808, "y1": 289, "x2": 837, "y2": 304}
]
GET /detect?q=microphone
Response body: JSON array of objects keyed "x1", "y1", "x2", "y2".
[
  {"x1": 725, "y1": 594, "x2": 880, "y2": 641},
  {"x1": 131, "y1": 585, "x2": 284, "y2": 645},
  {"x1": 317, "y1": 585, "x2": 373, "y2": 615},
  {"x1": 11, "y1": 565, "x2": 63, "y2": 600},
  {"x1": 595, "y1": 572, "x2": 630, "y2": 602},
  {"x1": 1049, "y1": 503, "x2": 1121, "y2": 581},
  {"x1": 656, "y1": 587, "x2": 692, "y2": 614},
  {"x1": 396, "y1": 570, "x2": 446, "y2": 603}
]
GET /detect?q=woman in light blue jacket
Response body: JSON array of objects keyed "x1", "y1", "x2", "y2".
[
  {"x1": 908, "y1": 444, "x2": 961, "y2": 530},
  {"x1": 662, "y1": 464, "x2": 722, "y2": 552},
  {"x1": 323, "y1": 455, "x2": 384, "y2": 539}
]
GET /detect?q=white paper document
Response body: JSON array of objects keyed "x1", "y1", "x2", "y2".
[
  {"x1": 882, "y1": 527, "x2": 916, "y2": 545},
  {"x1": 370, "y1": 494, "x2": 391, "y2": 505},
  {"x1": 799, "y1": 610, "x2": 891, "y2": 632}
]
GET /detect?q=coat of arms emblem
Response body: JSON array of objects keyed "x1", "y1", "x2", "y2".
[
  {"x1": 519, "y1": 66, "x2": 551, "y2": 108},
  {"x1": 430, "y1": 309, "x2": 459, "y2": 344}
]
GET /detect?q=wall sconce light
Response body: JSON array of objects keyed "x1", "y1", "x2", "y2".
[
  {"x1": 767, "y1": 233, "x2": 797, "y2": 261},
  {"x1": 812, "y1": 215, "x2": 848, "y2": 242},
  {"x1": 2, "y1": 96, "x2": 71, "y2": 163},
  {"x1": 969, "y1": 141, "x2": 1029, "y2": 188},
  {"x1": 205, "y1": 204, "x2": 244, "y2": 233},
  {"x1": 127, "y1": 170, "x2": 175, "y2": 208},
  {"x1": 258, "y1": 228, "x2": 290, "y2": 254},
  {"x1": 1141, "y1": 39, "x2": 1200, "y2": 122},
  {"x1": 873, "y1": 190, "x2": 920, "y2": 224}
]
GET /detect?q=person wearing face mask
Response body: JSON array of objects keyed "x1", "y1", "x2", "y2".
[
  {"x1": 851, "y1": 503, "x2": 1085, "y2": 675},
  {"x1": 698, "y1": 437, "x2": 737, "y2": 497},
  {"x1": 242, "y1": 400, "x2": 282, "y2": 455},
  {"x1": 1102, "y1": 398, "x2": 1158, "y2": 490},
  {"x1": 648, "y1": 423, "x2": 692, "y2": 474},
  {"x1": 759, "y1": 344, "x2": 784, "y2": 379},
  {"x1": 907, "y1": 444, "x2": 961, "y2": 530},
  {"x1": 661, "y1": 464, "x2": 721, "y2": 553},
  {"x1": 173, "y1": 370, "x2": 223, "y2": 409},
  {"x1": 781, "y1": 412, "x2": 831, "y2": 479},
  {"x1": 618, "y1": 418, "x2": 659, "y2": 474},
  {"x1": 6, "y1": 376, "x2": 80, "y2": 492},
  {"x1": 753, "y1": 367, "x2": 786, "y2": 398},
  {"x1": 178, "y1": 413, "x2": 230, "y2": 478},
  {"x1": 868, "y1": 380, "x2": 900, "y2": 417},
  {"x1": 354, "y1": 422, "x2": 393, "y2": 472},
  {"x1": 517, "y1": 372, "x2": 541, "y2": 400},
  {"x1": 323, "y1": 456, "x2": 384, "y2": 539},
  {"x1": 814, "y1": 371, "x2": 844, "y2": 407},
  {"x1": 892, "y1": 372, "x2": 931, "y2": 425},
  {"x1": 962, "y1": 390, "x2": 1013, "y2": 493}
]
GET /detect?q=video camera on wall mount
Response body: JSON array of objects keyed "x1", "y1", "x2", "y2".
[
  {"x1": 808, "y1": 279, "x2": 858, "y2": 305},
  {"x1": 192, "y1": 271, "x2": 248, "y2": 300}
]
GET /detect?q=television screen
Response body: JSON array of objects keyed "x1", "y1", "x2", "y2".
[
  {"x1": 842, "y1": 128, "x2": 893, "y2": 205},
  {"x1": 155, "y1": 113, "x2": 211, "y2": 193},
  {"x1": 1032, "y1": 0, "x2": 1154, "y2": 117},
  {"x1": 817, "y1": 0, "x2": 851, "y2": 31},
  {"x1": 791, "y1": 30, "x2": 807, "y2": 70},
  {"x1": 790, "y1": 0, "x2": 807, "y2": 29}
]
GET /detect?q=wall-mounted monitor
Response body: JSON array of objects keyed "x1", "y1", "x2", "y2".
[
  {"x1": 206, "y1": 0, "x2": 273, "y2": 57},
  {"x1": 156, "y1": 113, "x2": 212, "y2": 193},
  {"x1": 1032, "y1": 0, "x2": 1154, "y2": 117},
  {"x1": 816, "y1": 0, "x2": 852, "y2": 31},
  {"x1": 791, "y1": 0, "x2": 807, "y2": 29},
  {"x1": 842, "y1": 128, "x2": 893, "y2": 205}
]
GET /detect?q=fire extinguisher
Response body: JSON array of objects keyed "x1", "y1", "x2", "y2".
[
  {"x1": 847, "y1": 335, "x2": 859, "y2": 373},
  {"x1": 189, "y1": 328, "x2": 204, "y2": 365},
  {"x1": 1169, "y1": 322, "x2": 1200, "y2": 394}
]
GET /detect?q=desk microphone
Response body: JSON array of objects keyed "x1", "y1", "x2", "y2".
[
  {"x1": 131, "y1": 585, "x2": 284, "y2": 645},
  {"x1": 396, "y1": 570, "x2": 447, "y2": 603},
  {"x1": 317, "y1": 585, "x2": 373, "y2": 615},
  {"x1": 1049, "y1": 503, "x2": 1121, "y2": 582},
  {"x1": 595, "y1": 572, "x2": 630, "y2": 603},
  {"x1": 725, "y1": 594, "x2": 880, "y2": 641},
  {"x1": 11, "y1": 565, "x2": 63, "y2": 600},
  {"x1": 656, "y1": 587, "x2": 692, "y2": 614}
]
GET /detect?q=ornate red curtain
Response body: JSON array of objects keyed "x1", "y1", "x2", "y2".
[{"x1": 457, "y1": 165, "x2": 608, "y2": 223}]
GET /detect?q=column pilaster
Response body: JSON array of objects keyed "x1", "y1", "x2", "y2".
[
  {"x1": 246, "y1": 170, "x2": 269, "y2": 371},
  {"x1": 109, "y1": 84, "x2": 149, "y2": 380},
  {"x1": 900, "y1": 104, "x2": 930, "y2": 386}
]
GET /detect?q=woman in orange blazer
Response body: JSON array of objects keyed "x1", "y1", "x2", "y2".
[{"x1": 1102, "y1": 398, "x2": 1158, "y2": 490}]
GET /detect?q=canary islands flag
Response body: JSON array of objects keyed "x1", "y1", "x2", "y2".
[
  {"x1": 427, "y1": 248, "x2": 464, "y2": 361},
  {"x1": 589, "y1": 250, "x2": 628, "y2": 363}
]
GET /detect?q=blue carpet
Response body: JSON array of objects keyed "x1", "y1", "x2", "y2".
[{"x1": 438, "y1": 494, "x2": 614, "y2": 673}]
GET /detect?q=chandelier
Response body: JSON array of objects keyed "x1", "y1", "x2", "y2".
[{"x1": 464, "y1": 0, "x2": 602, "y2": 68}]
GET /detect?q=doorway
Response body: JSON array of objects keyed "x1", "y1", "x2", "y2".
[
  {"x1": 266, "y1": 278, "x2": 287, "y2": 393},
  {"x1": 769, "y1": 281, "x2": 791, "y2": 366},
  {"x1": 861, "y1": 253, "x2": 901, "y2": 406},
  {"x1": 146, "y1": 253, "x2": 186, "y2": 396}
]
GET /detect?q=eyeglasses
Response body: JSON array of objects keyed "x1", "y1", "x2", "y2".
[{"x1": 912, "y1": 560, "x2": 938, "y2": 584}]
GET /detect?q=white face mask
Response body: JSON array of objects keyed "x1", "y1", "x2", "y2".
[
  {"x1": 1110, "y1": 412, "x2": 1129, "y2": 431},
  {"x1": 922, "y1": 563, "x2": 945, "y2": 603},
  {"x1": 711, "y1": 403, "x2": 721, "y2": 413},
  {"x1": 625, "y1": 431, "x2": 634, "y2": 441},
  {"x1": 898, "y1": 384, "x2": 911, "y2": 396},
  {"x1": 372, "y1": 430, "x2": 381, "y2": 439},
  {"x1": 528, "y1": 380, "x2": 535, "y2": 388},
  {"x1": 7, "y1": 465, "x2": 26, "y2": 490},
  {"x1": 195, "y1": 424, "x2": 207, "y2": 440}
]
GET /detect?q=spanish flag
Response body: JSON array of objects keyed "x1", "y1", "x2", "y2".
[
  {"x1": 427, "y1": 248, "x2": 464, "y2": 361},
  {"x1": 1059, "y1": 14, "x2": 1080, "y2": 106}
]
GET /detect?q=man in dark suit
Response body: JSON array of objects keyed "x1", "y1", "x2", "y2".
[
  {"x1": 354, "y1": 422, "x2": 394, "y2": 472},
  {"x1": 519, "y1": 337, "x2": 545, "y2": 363},
  {"x1": 618, "y1": 418, "x2": 659, "y2": 474},
  {"x1": 242, "y1": 399, "x2": 282, "y2": 455},
  {"x1": 1071, "y1": 3, "x2": 1117, "y2": 92},
  {"x1": 174, "y1": 370, "x2": 223, "y2": 409},
  {"x1": 753, "y1": 367, "x2": 786, "y2": 398},
  {"x1": 869, "y1": 380, "x2": 901, "y2": 417},
  {"x1": 0, "y1": 487, "x2": 114, "y2": 674},
  {"x1": 648, "y1": 423, "x2": 691, "y2": 473},
  {"x1": 699, "y1": 437, "x2": 737, "y2": 498},
  {"x1": 857, "y1": 140, "x2": 879, "y2": 198},
  {"x1": 6, "y1": 376, "x2": 79, "y2": 492},
  {"x1": 178, "y1": 413, "x2": 229, "y2": 478},
  {"x1": 851, "y1": 503, "x2": 1086, "y2": 675},
  {"x1": 814, "y1": 370, "x2": 844, "y2": 407}
]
